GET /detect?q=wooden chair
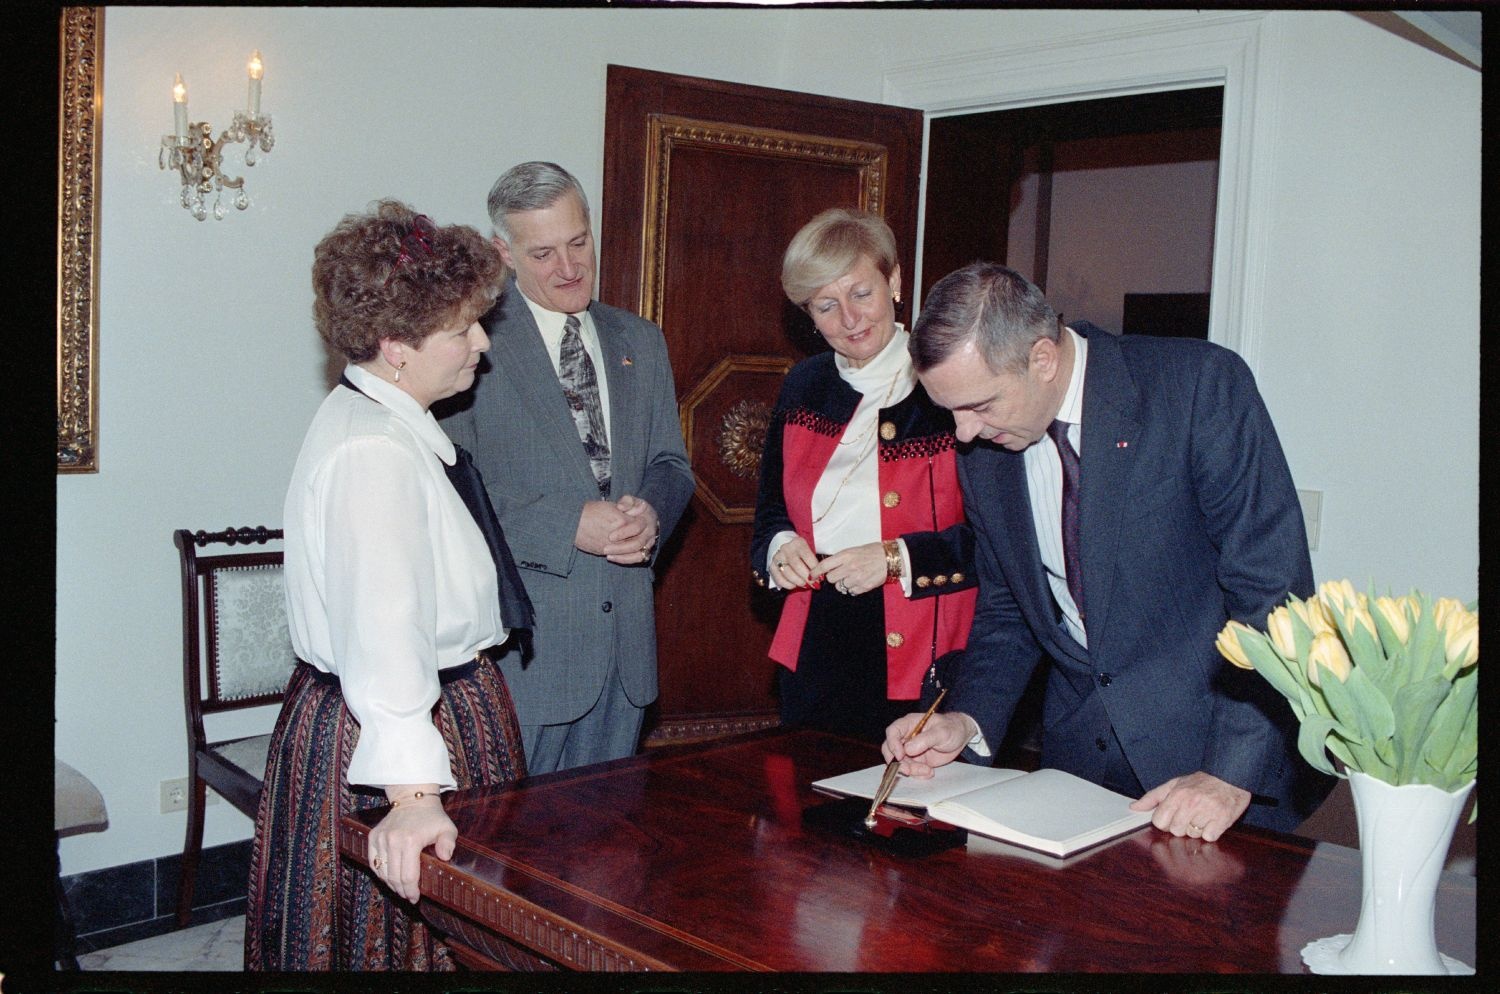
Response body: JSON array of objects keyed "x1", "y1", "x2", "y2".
[
  {"x1": 55, "y1": 759, "x2": 109, "y2": 968},
  {"x1": 174, "y1": 526, "x2": 295, "y2": 927}
]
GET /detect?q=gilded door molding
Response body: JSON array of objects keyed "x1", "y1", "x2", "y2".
[
  {"x1": 58, "y1": 6, "x2": 103, "y2": 473},
  {"x1": 638, "y1": 114, "x2": 889, "y2": 324}
]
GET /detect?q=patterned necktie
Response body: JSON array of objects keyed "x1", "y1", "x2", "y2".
[
  {"x1": 558, "y1": 314, "x2": 611, "y2": 496},
  {"x1": 1047, "y1": 418, "x2": 1084, "y2": 623}
]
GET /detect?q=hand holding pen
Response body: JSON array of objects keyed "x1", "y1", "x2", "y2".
[
  {"x1": 865, "y1": 689, "x2": 946, "y2": 827},
  {"x1": 880, "y1": 692, "x2": 974, "y2": 780}
]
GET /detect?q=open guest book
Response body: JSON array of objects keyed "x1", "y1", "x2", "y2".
[{"x1": 812, "y1": 762, "x2": 1153, "y2": 858}]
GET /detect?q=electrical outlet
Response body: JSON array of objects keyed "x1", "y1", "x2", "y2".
[{"x1": 160, "y1": 777, "x2": 219, "y2": 813}]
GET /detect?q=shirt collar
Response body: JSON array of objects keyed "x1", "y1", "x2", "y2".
[
  {"x1": 342, "y1": 363, "x2": 457, "y2": 465},
  {"x1": 1055, "y1": 326, "x2": 1088, "y2": 427},
  {"x1": 520, "y1": 291, "x2": 587, "y2": 340}
]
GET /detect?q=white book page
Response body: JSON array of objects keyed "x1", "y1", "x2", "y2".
[
  {"x1": 936, "y1": 768, "x2": 1150, "y2": 847},
  {"x1": 812, "y1": 763, "x2": 1026, "y2": 808}
]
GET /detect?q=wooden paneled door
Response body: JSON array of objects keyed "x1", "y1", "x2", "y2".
[{"x1": 599, "y1": 65, "x2": 923, "y2": 745}]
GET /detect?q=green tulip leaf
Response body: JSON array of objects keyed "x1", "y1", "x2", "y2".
[
  {"x1": 1294, "y1": 715, "x2": 1342, "y2": 776},
  {"x1": 1242, "y1": 634, "x2": 1308, "y2": 704},
  {"x1": 1417, "y1": 674, "x2": 1473, "y2": 775},
  {"x1": 1405, "y1": 604, "x2": 1446, "y2": 682},
  {"x1": 1394, "y1": 676, "x2": 1456, "y2": 781}
]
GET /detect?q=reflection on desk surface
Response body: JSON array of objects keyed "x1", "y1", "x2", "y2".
[{"x1": 341, "y1": 730, "x2": 1474, "y2": 973}]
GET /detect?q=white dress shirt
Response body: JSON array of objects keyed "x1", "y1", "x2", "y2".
[
  {"x1": 768, "y1": 326, "x2": 916, "y2": 594},
  {"x1": 282, "y1": 363, "x2": 506, "y2": 789},
  {"x1": 521, "y1": 293, "x2": 613, "y2": 443},
  {"x1": 1023, "y1": 326, "x2": 1089, "y2": 647},
  {"x1": 965, "y1": 326, "x2": 1090, "y2": 757}
]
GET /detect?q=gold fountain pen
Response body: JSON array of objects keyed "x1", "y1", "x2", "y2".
[{"x1": 864, "y1": 688, "x2": 947, "y2": 828}]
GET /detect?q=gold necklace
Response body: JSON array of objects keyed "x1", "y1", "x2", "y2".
[{"x1": 810, "y1": 366, "x2": 905, "y2": 525}]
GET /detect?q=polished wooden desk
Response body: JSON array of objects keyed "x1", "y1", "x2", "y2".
[{"x1": 339, "y1": 729, "x2": 1475, "y2": 973}]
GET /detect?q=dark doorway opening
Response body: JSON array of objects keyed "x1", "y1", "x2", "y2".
[{"x1": 922, "y1": 86, "x2": 1223, "y2": 339}]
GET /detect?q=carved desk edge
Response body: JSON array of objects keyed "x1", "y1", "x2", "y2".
[{"x1": 338, "y1": 814, "x2": 765, "y2": 972}]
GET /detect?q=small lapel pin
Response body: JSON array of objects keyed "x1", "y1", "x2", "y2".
[
  {"x1": 622, "y1": 356, "x2": 634, "y2": 367},
  {"x1": 1116, "y1": 441, "x2": 1129, "y2": 448}
]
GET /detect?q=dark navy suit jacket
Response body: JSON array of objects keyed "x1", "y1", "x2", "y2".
[{"x1": 951, "y1": 323, "x2": 1332, "y2": 831}]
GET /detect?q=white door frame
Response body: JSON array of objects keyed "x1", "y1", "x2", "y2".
[{"x1": 885, "y1": 12, "x2": 1276, "y2": 371}]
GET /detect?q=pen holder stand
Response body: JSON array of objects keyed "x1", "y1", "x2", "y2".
[{"x1": 803, "y1": 797, "x2": 967, "y2": 857}]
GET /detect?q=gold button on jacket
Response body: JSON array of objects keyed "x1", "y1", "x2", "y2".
[
  {"x1": 882, "y1": 490, "x2": 901, "y2": 508},
  {"x1": 886, "y1": 631, "x2": 905, "y2": 648},
  {"x1": 879, "y1": 421, "x2": 897, "y2": 441}
]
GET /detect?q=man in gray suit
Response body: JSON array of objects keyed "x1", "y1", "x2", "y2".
[{"x1": 440, "y1": 161, "x2": 693, "y2": 774}]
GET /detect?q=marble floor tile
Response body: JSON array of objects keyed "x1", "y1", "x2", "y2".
[{"x1": 78, "y1": 914, "x2": 244, "y2": 971}]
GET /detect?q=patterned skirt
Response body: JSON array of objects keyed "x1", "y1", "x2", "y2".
[{"x1": 244, "y1": 656, "x2": 525, "y2": 971}]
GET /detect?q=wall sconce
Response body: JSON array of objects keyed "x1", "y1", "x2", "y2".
[{"x1": 159, "y1": 51, "x2": 276, "y2": 220}]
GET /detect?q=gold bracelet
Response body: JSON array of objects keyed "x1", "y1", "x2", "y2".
[
  {"x1": 390, "y1": 790, "x2": 439, "y2": 808},
  {"x1": 883, "y1": 540, "x2": 904, "y2": 582}
]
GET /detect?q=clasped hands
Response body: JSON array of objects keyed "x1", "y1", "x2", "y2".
[
  {"x1": 883, "y1": 712, "x2": 1251, "y2": 843},
  {"x1": 771, "y1": 536, "x2": 886, "y2": 596},
  {"x1": 577, "y1": 494, "x2": 660, "y2": 564}
]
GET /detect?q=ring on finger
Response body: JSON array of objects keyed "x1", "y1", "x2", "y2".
[{"x1": 371, "y1": 855, "x2": 385, "y2": 870}]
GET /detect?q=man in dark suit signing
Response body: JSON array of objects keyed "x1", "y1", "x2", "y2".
[
  {"x1": 884, "y1": 262, "x2": 1331, "y2": 839},
  {"x1": 440, "y1": 161, "x2": 693, "y2": 774}
]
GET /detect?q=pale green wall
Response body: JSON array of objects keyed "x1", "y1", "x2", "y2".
[{"x1": 56, "y1": 7, "x2": 1478, "y2": 875}]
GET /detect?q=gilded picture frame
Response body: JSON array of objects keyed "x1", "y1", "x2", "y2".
[{"x1": 58, "y1": 6, "x2": 103, "y2": 473}]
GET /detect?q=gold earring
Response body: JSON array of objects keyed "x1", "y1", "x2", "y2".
[
  {"x1": 394, "y1": 359, "x2": 406, "y2": 382},
  {"x1": 893, "y1": 290, "x2": 902, "y2": 304}
]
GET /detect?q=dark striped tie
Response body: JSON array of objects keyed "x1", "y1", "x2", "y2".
[{"x1": 1047, "y1": 418, "x2": 1084, "y2": 624}]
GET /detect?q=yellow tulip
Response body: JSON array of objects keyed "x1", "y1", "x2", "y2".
[
  {"x1": 1215, "y1": 621, "x2": 1256, "y2": 669},
  {"x1": 1373, "y1": 596, "x2": 1411, "y2": 644},
  {"x1": 1432, "y1": 597, "x2": 1468, "y2": 631},
  {"x1": 1443, "y1": 613, "x2": 1478, "y2": 671},
  {"x1": 1266, "y1": 606, "x2": 1297, "y2": 658},
  {"x1": 1290, "y1": 597, "x2": 1336, "y2": 637},
  {"x1": 1343, "y1": 601, "x2": 1378, "y2": 642},
  {"x1": 1318, "y1": 579, "x2": 1361, "y2": 613},
  {"x1": 1308, "y1": 631, "x2": 1354, "y2": 686}
]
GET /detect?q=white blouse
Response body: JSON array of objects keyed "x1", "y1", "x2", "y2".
[
  {"x1": 282, "y1": 363, "x2": 506, "y2": 789},
  {"x1": 768, "y1": 327, "x2": 917, "y2": 593}
]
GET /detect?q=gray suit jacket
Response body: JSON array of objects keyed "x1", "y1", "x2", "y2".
[{"x1": 439, "y1": 280, "x2": 693, "y2": 726}]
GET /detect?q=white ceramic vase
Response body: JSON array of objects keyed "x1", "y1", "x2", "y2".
[{"x1": 1301, "y1": 770, "x2": 1474, "y2": 974}]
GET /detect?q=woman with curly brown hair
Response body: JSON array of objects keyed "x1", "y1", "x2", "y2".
[{"x1": 245, "y1": 200, "x2": 532, "y2": 971}]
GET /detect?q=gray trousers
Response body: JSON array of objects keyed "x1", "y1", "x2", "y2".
[{"x1": 519, "y1": 659, "x2": 645, "y2": 775}]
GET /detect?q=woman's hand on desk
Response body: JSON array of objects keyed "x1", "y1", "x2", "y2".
[
  {"x1": 812, "y1": 542, "x2": 887, "y2": 596},
  {"x1": 368, "y1": 785, "x2": 457, "y2": 903},
  {"x1": 881, "y1": 711, "x2": 971, "y2": 777}
]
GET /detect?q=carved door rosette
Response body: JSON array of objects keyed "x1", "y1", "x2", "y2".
[{"x1": 679, "y1": 355, "x2": 793, "y2": 525}]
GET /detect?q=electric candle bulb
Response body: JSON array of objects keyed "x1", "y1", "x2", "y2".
[
  {"x1": 172, "y1": 72, "x2": 188, "y2": 142},
  {"x1": 246, "y1": 50, "x2": 263, "y2": 117}
]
